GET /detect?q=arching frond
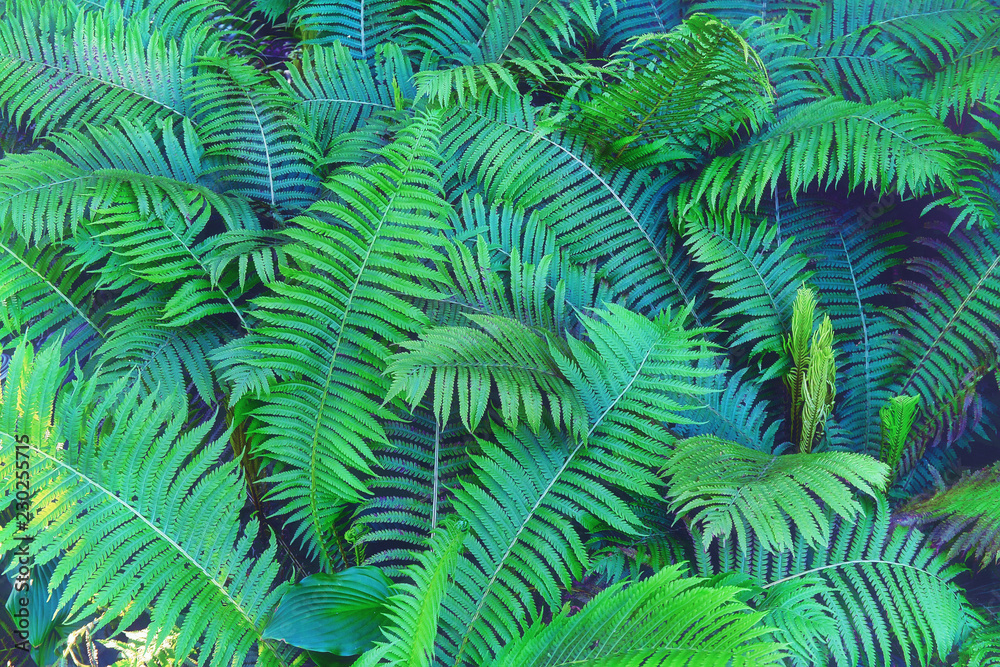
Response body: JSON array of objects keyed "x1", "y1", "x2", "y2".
[
  {"x1": 698, "y1": 499, "x2": 973, "y2": 667},
  {"x1": 386, "y1": 313, "x2": 587, "y2": 438},
  {"x1": 191, "y1": 51, "x2": 319, "y2": 211},
  {"x1": 807, "y1": 214, "x2": 903, "y2": 455},
  {"x1": 356, "y1": 521, "x2": 468, "y2": 667},
  {"x1": 288, "y1": 42, "x2": 415, "y2": 155},
  {"x1": 211, "y1": 114, "x2": 452, "y2": 567},
  {"x1": 0, "y1": 240, "x2": 107, "y2": 363},
  {"x1": 0, "y1": 341, "x2": 290, "y2": 667},
  {"x1": 594, "y1": 0, "x2": 681, "y2": 56},
  {"x1": 0, "y1": 1, "x2": 200, "y2": 136},
  {"x1": 960, "y1": 623, "x2": 1000, "y2": 667},
  {"x1": 0, "y1": 119, "x2": 253, "y2": 245},
  {"x1": 438, "y1": 304, "x2": 716, "y2": 664},
  {"x1": 890, "y1": 228, "x2": 1000, "y2": 461},
  {"x1": 566, "y1": 13, "x2": 773, "y2": 168},
  {"x1": 898, "y1": 462, "x2": 1000, "y2": 567},
  {"x1": 354, "y1": 409, "x2": 475, "y2": 574},
  {"x1": 441, "y1": 90, "x2": 709, "y2": 319},
  {"x1": 404, "y1": 0, "x2": 600, "y2": 67},
  {"x1": 673, "y1": 359, "x2": 781, "y2": 453},
  {"x1": 686, "y1": 97, "x2": 984, "y2": 219},
  {"x1": 492, "y1": 563, "x2": 788, "y2": 667},
  {"x1": 664, "y1": 435, "x2": 888, "y2": 553},
  {"x1": 683, "y1": 210, "x2": 810, "y2": 376}
]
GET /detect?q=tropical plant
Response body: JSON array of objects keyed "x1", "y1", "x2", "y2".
[{"x1": 1, "y1": 0, "x2": 999, "y2": 665}]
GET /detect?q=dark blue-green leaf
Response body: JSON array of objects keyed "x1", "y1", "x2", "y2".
[{"x1": 262, "y1": 566, "x2": 392, "y2": 655}]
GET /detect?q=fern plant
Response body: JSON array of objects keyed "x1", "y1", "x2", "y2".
[{"x1": 2, "y1": 0, "x2": 1000, "y2": 665}]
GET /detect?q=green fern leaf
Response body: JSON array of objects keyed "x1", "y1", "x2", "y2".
[
  {"x1": 492, "y1": 563, "x2": 788, "y2": 666},
  {"x1": 0, "y1": 340, "x2": 290, "y2": 667},
  {"x1": 697, "y1": 499, "x2": 973, "y2": 667},
  {"x1": 898, "y1": 462, "x2": 1000, "y2": 566},
  {"x1": 211, "y1": 113, "x2": 452, "y2": 567},
  {"x1": 664, "y1": 435, "x2": 888, "y2": 553}
]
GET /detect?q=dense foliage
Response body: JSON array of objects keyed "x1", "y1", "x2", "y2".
[{"x1": 1, "y1": 0, "x2": 999, "y2": 665}]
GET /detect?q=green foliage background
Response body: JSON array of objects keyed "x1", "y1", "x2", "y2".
[{"x1": 0, "y1": 0, "x2": 999, "y2": 665}]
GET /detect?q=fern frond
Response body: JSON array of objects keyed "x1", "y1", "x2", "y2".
[
  {"x1": 698, "y1": 499, "x2": 972, "y2": 667},
  {"x1": 92, "y1": 313, "x2": 229, "y2": 406},
  {"x1": 191, "y1": 51, "x2": 319, "y2": 210},
  {"x1": 801, "y1": 0, "x2": 997, "y2": 71},
  {"x1": 686, "y1": 97, "x2": 983, "y2": 218},
  {"x1": 405, "y1": 0, "x2": 599, "y2": 67},
  {"x1": 918, "y1": 27, "x2": 1000, "y2": 119},
  {"x1": 683, "y1": 210, "x2": 811, "y2": 376},
  {"x1": 86, "y1": 201, "x2": 249, "y2": 329},
  {"x1": 0, "y1": 1, "x2": 199, "y2": 136},
  {"x1": 491, "y1": 563, "x2": 788, "y2": 666},
  {"x1": 879, "y1": 394, "x2": 920, "y2": 485},
  {"x1": 0, "y1": 240, "x2": 107, "y2": 363},
  {"x1": 291, "y1": 0, "x2": 397, "y2": 59},
  {"x1": 385, "y1": 313, "x2": 587, "y2": 438},
  {"x1": 890, "y1": 228, "x2": 1000, "y2": 457},
  {"x1": 807, "y1": 214, "x2": 903, "y2": 455},
  {"x1": 674, "y1": 358, "x2": 781, "y2": 453},
  {"x1": 288, "y1": 43, "x2": 415, "y2": 155},
  {"x1": 960, "y1": 623, "x2": 1000, "y2": 667},
  {"x1": 664, "y1": 435, "x2": 888, "y2": 553},
  {"x1": 441, "y1": 90, "x2": 709, "y2": 319},
  {"x1": 439, "y1": 304, "x2": 716, "y2": 664},
  {"x1": 211, "y1": 113, "x2": 452, "y2": 568},
  {"x1": 594, "y1": 0, "x2": 681, "y2": 56},
  {"x1": 0, "y1": 341, "x2": 290, "y2": 667},
  {"x1": 798, "y1": 315, "x2": 835, "y2": 453},
  {"x1": 783, "y1": 285, "x2": 817, "y2": 443},
  {"x1": 567, "y1": 14, "x2": 774, "y2": 168},
  {"x1": 356, "y1": 521, "x2": 468, "y2": 667},
  {"x1": 414, "y1": 59, "x2": 601, "y2": 107},
  {"x1": 354, "y1": 409, "x2": 475, "y2": 574},
  {"x1": 899, "y1": 462, "x2": 1000, "y2": 567},
  {"x1": 0, "y1": 117, "x2": 253, "y2": 245}
]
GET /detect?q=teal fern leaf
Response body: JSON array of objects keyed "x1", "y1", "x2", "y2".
[
  {"x1": 291, "y1": 0, "x2": 398, "y2": 59},
  {"x1": 0, "y1": 1, "x2": 201, "y2": 136},
  {"x1": 960, "y1": 623, "x2": 1000, "y2": 667},
  {"x1": 437, "y1": 304, "x2": 715, "y2": 664},
  {"x1": 354, "y1": 409, "x2": 475, "y2": 574},
  {"x1": 683, "y1": 210, "x2": 811, "y2": 376},
  {"x1": 288, "y1": 42, "x2": 415, "y2": 156},
  {"x1": 890, "y1": 228, "x2": 1000, "y2": 464},
  {"x1": 697, "y1": 499, "x2": 973, "y2": 667},
  {"x1": 672, "y1": 359, "x2": 781, "y2": 453},
  {"x1": 0, "y1": 240, "x2": 108, "y2": 363},
  {"x1": 441, "y1": 90, "x2": 709, "y2": 320},
  {"x1": 190, "y1": 50, "x2": 320, "y2": 211},
  {"x1": 356, "y1": 520, "x2": 469, "y2": 667}
]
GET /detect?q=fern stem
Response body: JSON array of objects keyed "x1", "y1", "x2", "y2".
[
  {"x1": 431, "y1": 415, "x2": 441, "y2": 530},
  {"x1": 761, "y1": 559, "x2": 956, "y2": 590}
]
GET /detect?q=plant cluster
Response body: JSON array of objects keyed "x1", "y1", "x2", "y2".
[{"x1": 1, "y1": 0, "x2": 1000, "y2": 665}]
